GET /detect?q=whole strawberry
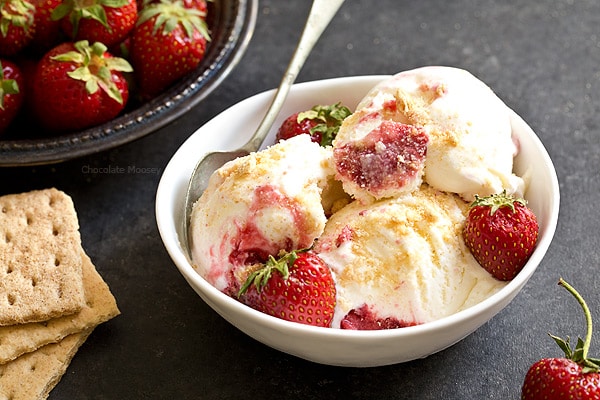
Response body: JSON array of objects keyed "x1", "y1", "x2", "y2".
[
  {"x1": 0, "y1": 59, "x2": 24, "y2": 134},
  {"x1": 522, "y1": 279, "x2": 600, "y2": 399},
  {"x1": 51, "y1": 0, "x2": 138, "y2": 48},
  {"x1": 276, "y1": 102, "x2": 352, "y2": 147},
  {"x1": 129, "y1": 0, "x2": 210, "y2": 100},
  {"x1": 463, "y1": 190, "x2": 539, "y2": 281},
  {"x1": 0, "y1": 0, "x2": 36, "y2": 56},
  {"x1": 238, "y1": 249, "x2": 337, "y2": 328},
  {"x1": 29, "y1": 0, "x2": 67, "y2": 54},
  {"x1": 31, "y1": 40, "x2": 132, "y2": 132}
]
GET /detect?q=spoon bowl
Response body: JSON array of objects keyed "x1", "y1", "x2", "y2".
[{"x1": 183, "y1": 148, "x2": 249, "y2": 243}]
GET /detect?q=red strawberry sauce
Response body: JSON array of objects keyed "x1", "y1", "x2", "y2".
[
  {"x1": 214, "y1": 184, "x2": 317, "y2": 294},
  {"x1": 334, "y1": 121, "x2": 428, "y2": 196},
  {"x1": 341, "y1": 304, "x2": 419, "y2": 330}
]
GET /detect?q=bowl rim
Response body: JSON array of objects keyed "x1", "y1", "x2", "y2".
[
  {"x1": 156, "y1": 74, "x2": 560, "y2": 342},
  {"x1": 0, "y1": 0, "x2": 259, "y2": 167}
]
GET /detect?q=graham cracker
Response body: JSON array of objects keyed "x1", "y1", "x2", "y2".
[
  {"x1": 0, "y1": 251, "x2": 120, "y2": 364},
  {"x1": 0, "y1": 188, "x2": 86, "y2": 325},
  {"x1": 0, "y1": 330, "x2": 91, "y2": 400}
]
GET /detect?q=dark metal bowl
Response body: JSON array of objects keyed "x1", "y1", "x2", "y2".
[{"x1": 0, "y1": 0, "x2": 257, "y2": 166}]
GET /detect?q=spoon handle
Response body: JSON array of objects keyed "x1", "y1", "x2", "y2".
[{"x1": 242, "y1": 0, "x2": 346, "y2": 153}]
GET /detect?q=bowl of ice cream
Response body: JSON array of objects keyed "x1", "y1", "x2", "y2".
[{"x1": 156, "y1": 68, "x2": 560, "y2": 367}]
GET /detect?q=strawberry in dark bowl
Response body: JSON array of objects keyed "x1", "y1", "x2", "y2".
[
  {"x1": 0, "y1": 0, "x2": 257, "y2": 166},
  {"x1": 30, "y1": 40, "x2": 132, "y2": 133},
  {"x1": 156, "y1": 74, "x2": 560, "y2": 367}
]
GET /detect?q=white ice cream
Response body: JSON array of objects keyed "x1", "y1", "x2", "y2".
[
  {"x1": 314, "y1": 185, "x2": 506, "y2": 328},
  {"x1": 334, "y1": 66, "x2": 524, "y2": 202},
  {"x1": 189, "y1": 135, "x2": 342, "y2": 296}
]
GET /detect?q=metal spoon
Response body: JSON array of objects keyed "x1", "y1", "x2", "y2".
[{"x1": 183, "y1": 0, "x2": 345, "y2": 256}]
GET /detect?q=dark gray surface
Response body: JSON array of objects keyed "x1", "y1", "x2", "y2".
[{"x1": 1, "y1": 0, "x2": 598, "y2": 398}]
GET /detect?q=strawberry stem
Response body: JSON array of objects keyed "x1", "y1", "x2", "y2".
[{"x1": 558, "y1": 278, "x2": 593, "y2": 360}]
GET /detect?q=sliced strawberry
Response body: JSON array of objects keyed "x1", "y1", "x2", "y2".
[
  {"x1": 463, "y1": 190, "x2": 539, "y2": 281},
  {"x1": 238, "y1": 249, "x2": 336, "y2": 328},
  {"x1": 31, "y1": 40, "x2": 132, "y2": 132},
  {"x1": 276, "y1": 103, "x2": 352, "y2": 147}
]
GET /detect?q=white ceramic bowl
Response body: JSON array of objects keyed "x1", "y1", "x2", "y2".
[{"x1": 156, "y1": 75, "x2": 560, "y2": 367}]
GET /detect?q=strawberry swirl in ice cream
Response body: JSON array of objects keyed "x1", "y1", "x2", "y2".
[
  {"x1": 189, "y1": 66, "x2": 528, "y2": 330},
  {"x1": 189, "y1": 135, "x2": 345, "y2": 297},
  {"x1": 334, "y1": 66, "x2": 524, "y2": 202}
]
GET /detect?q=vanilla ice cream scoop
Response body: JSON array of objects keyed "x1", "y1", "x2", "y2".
[
  {"x1": 314, "y1": 185, "x2": 506, "y2": 329},
  {"x1": 334, "y1": 66, "x2": 524, "y2": 202},
  {"x1": 190, "y1": 135, "x2": 340, "y2": 296}
]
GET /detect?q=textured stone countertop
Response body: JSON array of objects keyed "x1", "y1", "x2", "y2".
[{"x1": 2, "y1": 0, "x2": 599, "y2": 398}]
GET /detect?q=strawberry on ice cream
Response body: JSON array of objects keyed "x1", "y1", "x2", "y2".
[
  {"x1": 314, "y1": 185, "x2": 506, "y2": 329},
  {"x1": 333, "y1": 66, "x2": 524, "y2": 202},
  {"x1": 189, "y1": 135, "x2": 344, "y2": 297}
]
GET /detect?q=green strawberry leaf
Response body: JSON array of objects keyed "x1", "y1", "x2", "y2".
[
  {"x1": 68, "y1": 66, "x2": 93, "y2": 82},
  {"x1": 80, "y1": 4, "x2": 109, "y2": 29},
  {"x1": 85, "y1": 78, "x2": 99, "y2": 95},
  {"x1": 51, "y1": 3, "x2": 72, "y2": 21},
  {"x1": 101, "y1": 0, "x2": 129, "y2": 8},
  {"x1": 0, "y1": 80, "x2": 19, "y2": 110},
  {"x1": 572, "y1": 337, "x2": 586, "y2": 363},
  {"x1": 0, "y1": 61, "x2": 20, "y2": 110},
  {"x1": 138, "y1": 0, "x2": 210, "y2": 40},
  {"x1": 549, "y1": 334, "x2": 573, "y2": 358},
  {"x1": 0, "y1": 0, "x2": 35, "y2": 32},
  {"x1": 105, "y1": 57, "x2": 133, "y2": 73},
  {"x1": 470, "y1": 190, "x2": 528, "y2": 215},
  {"x1": 51, "y1": 51, "x2": 85, "y2": 64},
  {"x1": 237, "y1": 250, "x2": 302, "y2": 297},
  {"x1": 297, "y1": 102, "x2": 352, "y2": 147},
  {"x1": 0, "y1": 19, "x2": 8, "y2": 37},
  {"x1": 550, "y1": 279, "x2": 600, "y2": 373},
  {"x1": 52, "y1": 40, "x2": 132, "y2": 104}
]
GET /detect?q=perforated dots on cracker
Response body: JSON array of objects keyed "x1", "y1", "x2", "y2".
[
  {"x1": 0, "y1": 251, "x2": 120, "y2": 363},
  {"x1": 0, "y1": 188, "x2": 86, "y2": 325}
]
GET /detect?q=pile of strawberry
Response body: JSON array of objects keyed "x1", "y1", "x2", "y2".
[{"x1": 0, "y1": 0, "x2": 210, "y2": 135}]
